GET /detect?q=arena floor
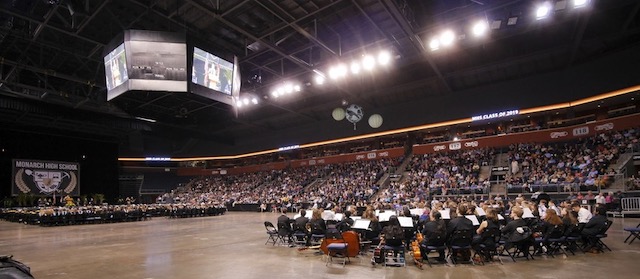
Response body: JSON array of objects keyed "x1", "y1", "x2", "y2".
[{"x1": 1, "y1": 212, "x2": 639, "y2": 279}]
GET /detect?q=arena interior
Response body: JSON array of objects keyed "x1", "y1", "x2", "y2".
[{"x1": 1, "y1": 0, "x2": 640, "y2": 278}]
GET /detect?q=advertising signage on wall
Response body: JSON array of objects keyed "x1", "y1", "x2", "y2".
[{"x1": 12, "y1": 159, "x2": 80, "y2": 196}]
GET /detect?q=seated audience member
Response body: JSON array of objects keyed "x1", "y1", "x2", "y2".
[
  {"x1": 571, "y1": 203, "x2": 593, "y2": 223},
  {"x1": 421, "y1": 210, "x2": 447, "y2": 262},
  {"x1": 581, "y1": 206, "x2": 610, "y2": 252}
]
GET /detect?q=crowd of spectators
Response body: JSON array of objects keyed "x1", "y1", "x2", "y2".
[
  {"x1": 401, "y1": 148, "x2": 493, "y2": 197},
  {"x1": 505, "y1": 128, "x2": 639, "y2": 192},
  {"x1": 304, "y1": 158, "x2": 400, "y2": 206}
]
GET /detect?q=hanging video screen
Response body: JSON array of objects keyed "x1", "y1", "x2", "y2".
[
  {"x1": 128, "y1": 41, "x2": 187, "y2": 81},
  {"x1": 192, "y1": 47, "x2": 233, "y2": 95},
  {"x1": 104, "y1": 43, "x2": 128, "y2": 91}
]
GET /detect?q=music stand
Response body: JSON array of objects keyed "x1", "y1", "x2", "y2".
[
  {"x1": 439, "y1": 209, "x2": 451, "y2": 220},
  {"x1": 397, "y1": 216, "x2": 414, "y2": 228},
  {"x1": 465, "y1": 215, "x2": 480, "y2": 226},
  {"x1": 352, "y1": 219, "x2": 371, "y2": 230}
]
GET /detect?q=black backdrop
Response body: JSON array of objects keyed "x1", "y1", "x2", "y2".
[{"x1": 0, "y1": 128, "x2": 119, "y2": 203}]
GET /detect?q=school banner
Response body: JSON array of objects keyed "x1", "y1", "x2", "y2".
[{"x1": 12, "y1": 159, "x2": 80, "y2": 196}]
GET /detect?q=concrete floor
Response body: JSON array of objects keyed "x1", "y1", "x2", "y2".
[{"x1": 1, "y1": 213, "x2": 639, "y2": 279}]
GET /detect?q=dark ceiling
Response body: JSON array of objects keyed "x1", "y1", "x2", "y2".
[{"x1": 1, "y1": 0, "x2": 640, "y2": 157}]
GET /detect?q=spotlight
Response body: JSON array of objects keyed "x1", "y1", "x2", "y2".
[
  {"x1": 378, "y1": 50, "x2": 391, "y2": 65},
  {"x1": 536, "y1": 2, "x2": 552, "y2": 20},
  {"x1": 362, "y1": 55, "x2": 375, "y2": 71},
  {"x1": 440, "y1": 30, "x2": 455, "y2": 47},
  {"x1": 429, "y1": 38, "x2": 440, "y2": 51},
  {"x1": 236, "y1": 100, "x2": 243, "y2": 108},
  {"x1": 251, "y1": 97, "x2": 258, "y2": 105},
  {"x1": 471, "y1": 20, "x2": 488, "y2": 37},
  {"x1": 294, "y1": 85, "x2": 301, "y2": 92},
  {"x1": 315, "y1": 75, "x2": 325, "y2": 85},
  {"x1": 336, "y1": 63, "x2": 347, "y2": 78},
  {"x1": 507, "y1": 16, "x2": 518, "y2": 26},
  {"x1": 573, "y1": 0, "x2": 589, "y2": 8},
  {"x1": 243, "y1": 98, "x2": 249, "y2": 105},
  {"x1": 328, "y1": 66, "x2": 339, "y2": 79},
  {"x1": 284, "y1": 83, "x2": 293, "y2": 94},
  {"x1": 350, "y1": 61, "x2": 361, "y2": 74},
  {"x1": 271, "y1": 91, "x2": 279, "y2": 98}
]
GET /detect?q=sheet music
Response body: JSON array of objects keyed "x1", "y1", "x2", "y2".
[
  {"x1": 321, "y1": 210, "x2": 336, "y2": 221},
  {"x1": 465, "y1": 215, "x2": 480, "y2": 226},
  {"x1": 498, "y1": 214, "x2": 505, "y2": 220},
  {"x1": 350, "y1": 216, "x2": 361, "y2": 220},
  {"x1": 334, "y1": 213, "x2": 344, "y2": 221},
  {"x1": 522, "y1": 207, "x2": 535, "y2": 219},
  {"x1": 439, "y1": 209, "x2": 451, "y2": 220},
  {"x1": 378, "y1": 211, "x2": 396, "y2": 222},
  {"x1": 397, "y1": 216, "x2": 414, "y2": 228},
  {"x1": 352, "y1": 219, "x2": 371, "y2": 230},
  {"x1": 475, "y1": 207, "x2": 486, "y2": 216},
  {"x1": 409, "y1": 208, "x2": 424, "y2": 216}
]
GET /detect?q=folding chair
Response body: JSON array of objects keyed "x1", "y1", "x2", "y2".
[
  {"x1": 473, "y1": 227, "x2": 503, "y2": 265},
  {"x1": 324, "y1": 229, "x2": 350, "y2": 266},
  {"x1": 382, "y1": 244, "x2": 406, "y2": 267},
  {"x1": 264, "y1": 221, "x2": 279, "y2": 246},
  {"x1": 501, "y1": 226, "x2": 534, "y2": 262},
  {"x1": 544, "y1": 225, "x2": 568, "y2": 258},
  {"x1": 277, "y1": 222, "x2": 294, "y2": 246},
  {"x1": 447, "y1": 229, "x2": 474, "y2": 265},
  {"x1": 421, "y1": 244, "x2": 447, "y2": 267},
  {"x1": 292, "y1": 231, "x2": 308, "y2": 247},
  {"x1": 564, "y1": 223, "x2": 585, "y2": 255},
  {"x1": 623, "y1": 223, "x2": 640, "y2": 244},
  {"x1": 590, "y1": 220, "x2": 613, "y2": 253}
]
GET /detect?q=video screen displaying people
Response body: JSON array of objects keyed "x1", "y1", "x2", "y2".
[
  {"x1": 104, "y1": 43, "x2": 128, "y2": 91},
  {"x1": 192, "y1": 47, "x2": 233, "y2": 95},
  {"x1": 128, "y1": 41, "x2": 187, "y2": 81}
]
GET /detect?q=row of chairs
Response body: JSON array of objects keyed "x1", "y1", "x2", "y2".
[{"x1": 420, "y1": 221, "x2": 613, "y2": 268}]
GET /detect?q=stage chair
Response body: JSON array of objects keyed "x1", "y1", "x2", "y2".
[
  {"x1": 325, "y1": 232, "x2": 350, "y2": 266},
  {"x1": 564, "y1": 223, "x2": 585, "y2": 255},
  {"x1": 623, "y1": 223, "x2": 640, "y2": 244},
  {"x1": 447, "y1": 229, "x2": 474, "y2": 265},
  {"x1": 421, "y1": 244, "x2": 447, "y2": 267},
  {"x1": 590, "y1": 220, "x2": 613, "y2": 252},
  {"x1": 473, "y1": 227, "x2": 503, "y2": 265},
  {"x1": 382, "y1": 244, "x2": 406, "y2": 267},
  {"x1": 264, "y1": 221, "x2": 279, "y2": 246}
]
